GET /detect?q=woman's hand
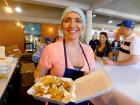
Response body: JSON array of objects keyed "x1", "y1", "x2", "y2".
[
  {"x1": 95, "y1": 56, "x2": 102, "y2": 61},
  {"x1": 34, "y1": 77, "x2": 41, "y2": 83},
  {"x1": 102, "y1": 59, "x2": 116, "y2": 66}
]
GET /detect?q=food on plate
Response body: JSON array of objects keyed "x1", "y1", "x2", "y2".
[{"x1": 32, "y1": 75, "x2": 72, "y2": 102}]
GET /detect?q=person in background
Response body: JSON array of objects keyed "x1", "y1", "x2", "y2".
[
  {"x1": 32, "y1": 37, "x2": 51, "y2": 67},
  {"x1": 53, "y1": 35, "x2": 63, "y2": 43},
  {"x1": 103, "y1": 19, "x2": 140, "y2": 65},
  {"x1": 111, "y1": 31, "x2": 121, "y2": 49},
  {"x1": 111, "y1": 31, "x2": 122, "y2": 61},
  {"x1": 94, "y1": 32, "x2": 112, "y2": 60},
  {"x1": 89, "y1": 33, "x2": 99, "y2": 51},
  {"x1": 34, "y1": 6, "x2": 95, "y2": 105}
]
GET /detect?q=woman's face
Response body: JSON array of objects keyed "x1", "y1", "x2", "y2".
[
  {"x1": 99, "y1": 34, "x2": 107, "y2": 44},
  {"x1": 62, "y1": 12, "x2": 83, "y2": 40}
]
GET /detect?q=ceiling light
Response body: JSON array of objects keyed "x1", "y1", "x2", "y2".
[
  {"x1": 108, "y1": 20, "x2": 113, "y2": 24},
  {"x1": 21, "y1": 25, "x2": 24, "y2": 28},
  {"x1": 3, "y1": 0, "x2": 13, "y2": 14},
  {"x1": 49, "y1": 27, "x2": 53, "y2": 32},
  {"x1": 5, "y1": 6, "x2": 13, "y2": 13},
  {"x1": 102, "y1": 28, "x2": 105, "y2": 31},
  {"x1": 15, "y1": 6, "x2": 22, "y2": 13},
  {"x1": 16, "y1": 22, "x2": 21, "y2": 26},
  {"x1": 92, "y1": 14, "x2": 96, "y2": 17}
]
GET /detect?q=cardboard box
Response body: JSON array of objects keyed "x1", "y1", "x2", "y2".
[{"x1": 27, "y1": 69, "x2": 112, "y2": 104}]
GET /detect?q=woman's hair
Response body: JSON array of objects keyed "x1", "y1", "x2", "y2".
[
  {"x1": 100, "y1": 32, "x2": 108, "y2": 39},
  {"x1": 60, "y1": 6, "x2": 86, "y2": 28},
  {"x1": 97, "y1": 32, "x2": 110, "y2": 48}
]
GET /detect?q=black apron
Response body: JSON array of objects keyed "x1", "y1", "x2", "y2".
[{"x1": 48, "y1": 40, "x2": 90, "y2": 105}]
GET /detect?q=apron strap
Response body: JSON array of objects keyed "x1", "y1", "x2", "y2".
[
  {"x1": 63, "y1": 39, "x2": 68, "y2": 69},
  {"x1": 79, "y1": 43, "x2": 90, "y2": 71}
]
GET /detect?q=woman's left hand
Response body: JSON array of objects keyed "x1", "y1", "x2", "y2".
[{"x1": 102, "y1": 59, "x2": 116, "y2": 66}]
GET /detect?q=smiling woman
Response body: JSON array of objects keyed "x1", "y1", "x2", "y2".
[
  {"x1": 62, "y1": 12, "x2": 83, "y2": 40},
  {"x1": 34, "y1": 6, "x2": 96, "y2": 105}
]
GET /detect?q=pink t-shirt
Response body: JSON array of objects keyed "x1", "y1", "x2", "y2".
[{"x1": 37, "y1": 40, "x2": 95, "y2": 77}]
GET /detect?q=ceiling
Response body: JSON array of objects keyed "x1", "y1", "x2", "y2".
[{"x1": 0, "y1": 0, "x2": 140, "y2": 30}]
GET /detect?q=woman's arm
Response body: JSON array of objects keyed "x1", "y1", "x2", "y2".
[
  {"x1": 34, "y1": 45, "x2": 52, "y2": 82},
  {"x1": 94, "y1": 48, "x2": 103, "y2": 61},
  {"x1": 108, "y1": 52, "x2": 113, "y2": 60},
  {"x1": 93, "y1": 51, "x2": 102, "y2": 60},
  {"x1": 34, "y1": 45, "x2": 52, "y2": 78},
  {"x1": 34, "y1": 62, "x2": 49, "y2": 82},
  {"x1": 34, "y1": 64, "x2": 47, "y2": 78},
  {"x1": 95, "y1": 54, "x2": 103, "y2": 60}
]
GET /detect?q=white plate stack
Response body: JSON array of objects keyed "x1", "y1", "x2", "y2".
[
  {"x1": 0, "y1": 46, "x2": 5, "y2": 59},
  {"x1": 0, "y1": 63, "x2": 10, "y2": 79}
]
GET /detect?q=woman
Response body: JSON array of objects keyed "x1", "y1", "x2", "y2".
[
  {"x1": 34, "y1": 6, "x2": 95, "y2": 105},
  {"x1": 95, "y1": 32, "x2": 112, "y2": 60}
]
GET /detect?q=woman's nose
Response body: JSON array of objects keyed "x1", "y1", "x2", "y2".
[{"x1": 69, "y1": 21, "x2": 75, "y2": 27}]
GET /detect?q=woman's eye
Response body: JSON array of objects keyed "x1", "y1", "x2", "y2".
[
  {"x1": 76, "y1": 19, "x2": 82, "y2": 23},
  {"x1": 64, "y1": 19, "x2": 69, "y2": 23},
  {"x1": 63, "y1": 18, "x2": 82, "y2": 23}
]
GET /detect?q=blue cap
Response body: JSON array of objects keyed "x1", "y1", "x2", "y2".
[{"x1": 117, "y1": 19, "x2": 135, "y2": 28}]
